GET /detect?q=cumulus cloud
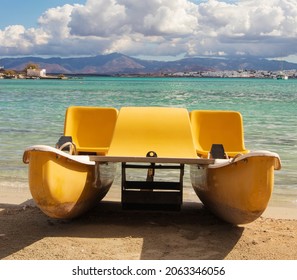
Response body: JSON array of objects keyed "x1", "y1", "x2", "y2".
[
  {"x1": 0, "y1": 25, "x2": 49, "y2": 55},
  {"x1": 38, "y1": 4, "x2": 75, "y2": 39},
  {"x1": 69, "y1": 0, "x2": 127, "y2": 37},
  {"x1": 1, "y1": 0, "x2": 297, "y2": 59}
]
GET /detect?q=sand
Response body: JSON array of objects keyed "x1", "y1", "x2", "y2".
[{"x1": 1, "y1": 186, "x2": 297, "y2": 260}]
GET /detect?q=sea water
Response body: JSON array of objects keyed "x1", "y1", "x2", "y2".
[{"x1": 0, "y1": 77, "x2": 296, "y2": 207}]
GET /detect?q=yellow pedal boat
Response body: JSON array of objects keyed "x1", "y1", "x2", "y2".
[{"x1": 23, "y1": 106, "x2": 281, "y2": 224}]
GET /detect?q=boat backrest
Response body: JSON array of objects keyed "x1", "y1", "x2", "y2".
[
  {"x1": 189, "y1": 110, "x2": 249, "y2": 158},
  {"x1": 64, "y1": 106, "x2": 118, "y2": 155},
  {"x1": 107, "y1": 107, "x2": 197, "y2": 158}
]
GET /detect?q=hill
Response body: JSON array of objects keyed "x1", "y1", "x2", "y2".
[{"x1": 1, "y1": 53, "x2": 297, "y2": 74}]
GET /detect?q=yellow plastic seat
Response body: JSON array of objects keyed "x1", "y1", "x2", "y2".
[
  {"x1": 108, "y1": 107, "x2": 197, "y2": 158},
  {"x1": 64, "y1": 106, "x2": 118, "y2": 155},
  {"x1": 190, "y1": 110, "x2": 249, "y2": 158}
]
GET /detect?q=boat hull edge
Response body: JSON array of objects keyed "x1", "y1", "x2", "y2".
[
  {"x1": 190, "y1": 152, "x2": 281, "y2": 224},
  {"x1": 23, "y1": 146, "x2": 115, "y2": 219}
]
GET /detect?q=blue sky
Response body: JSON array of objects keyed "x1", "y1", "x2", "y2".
[
  {"x1": 1, "y1": 0, "x2": 297, "y2": 62},
  {"x1": 0, "y1": 0, "x2": 85, "y2": 28}
]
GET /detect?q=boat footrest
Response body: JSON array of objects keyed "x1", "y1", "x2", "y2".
[
  {"x1": 121, "y1": 162, "x2": 184, "y2": 211},
  {"x1": 124, "y1": 180, "x2": 181, "y2": 190}
]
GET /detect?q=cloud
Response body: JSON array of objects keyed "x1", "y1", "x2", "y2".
[
  {"x1": 1, "y1": 0, "x2": 297, "y2": 59},
  {"x1": 69, "y1": 0, "x2": 127, "y2": 37},
  {"x1": 38, "y1": 4, "x2": 74, "y2": 39},
  {"x1": 0, "y1": 25, "x2": 49, "y2": 55}
]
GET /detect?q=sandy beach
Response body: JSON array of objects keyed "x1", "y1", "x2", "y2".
[{"x1": 1, "y1": 185, "x2": 297, "y2": 260}]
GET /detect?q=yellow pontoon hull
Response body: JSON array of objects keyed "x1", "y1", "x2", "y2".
[
  {"x1": 190, "y1": 151, "x2": 281, "y2": 224},
  {"x1": 23, "y1": 145, "x2": 115, "y2": 219}
]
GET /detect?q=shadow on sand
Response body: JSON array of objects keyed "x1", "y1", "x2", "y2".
[{"x1": 0, "y1": 200, "x2": 244, "y2": 260}]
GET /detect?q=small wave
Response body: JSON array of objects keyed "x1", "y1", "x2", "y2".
[{"x1": 0, "y1": 128, "x2": 37, "y2": 133}]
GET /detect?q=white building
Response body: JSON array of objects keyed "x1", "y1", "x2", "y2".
[{"x1": 27, "y1": 68, "x2": 46, "y2": 77}]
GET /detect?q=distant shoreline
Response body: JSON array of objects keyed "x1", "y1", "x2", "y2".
[
  {"x1": 2, "y1": 53, "x2": 297, "y2": 79},
  {"x1": 1, "y1": 72, "x2": 296, "y2": 80}
]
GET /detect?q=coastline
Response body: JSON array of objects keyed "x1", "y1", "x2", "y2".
[{"x1": 1, "y1": 185, "x2": 297, "y2": 260}]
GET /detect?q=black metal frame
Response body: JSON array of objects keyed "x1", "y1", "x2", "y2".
[
  {"x1": 90, "y1": 155, "x2": 214, "y2": 211},
  {"x1": 121, "y1": 162, "x2": 184, "y2": 210}
]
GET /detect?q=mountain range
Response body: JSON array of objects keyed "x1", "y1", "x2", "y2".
[{"x1": 1, "y1": 53, "x2": 297, "y2": 75}]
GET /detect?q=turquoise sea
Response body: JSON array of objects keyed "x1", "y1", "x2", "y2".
[{"x1": 0, "y1": 77, "x2": 296, "y2": 208}]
